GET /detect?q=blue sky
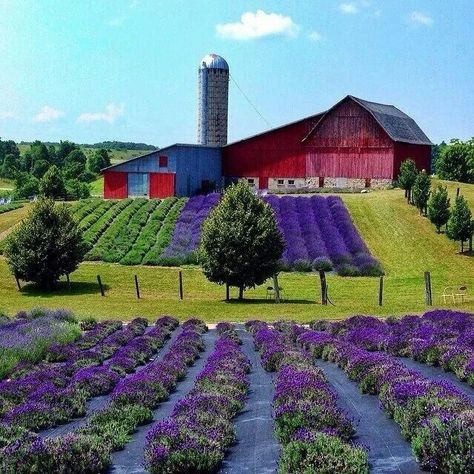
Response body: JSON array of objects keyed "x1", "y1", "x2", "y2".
[{"x1": 0, "y1": 0, "x2": 473, "y2": 146}]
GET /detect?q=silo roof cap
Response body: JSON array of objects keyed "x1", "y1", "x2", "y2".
[{"x1": 200, "y1": 53, "x2": 229, "y2": 70}]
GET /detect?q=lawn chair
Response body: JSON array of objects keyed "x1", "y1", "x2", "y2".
[
  {"x1": 266, "y1": 286, "x2": 284, "y2": 301},
  {"x1": 442, "y1": 285, "x2": 468, "y2": 304}
]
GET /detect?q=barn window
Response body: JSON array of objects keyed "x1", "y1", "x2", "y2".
[
  {"x1": 319, "y1": 177, "x2": 325, "y2": 188},
  {"x1": 247, "y1": 178, "x2": 255, "y2": 185},
  {"x1": 159, "y1": 156, "x2": 168, "y2": 167},
  {"x1": 288, "y1": 179, "x2": 295, "y2": 187},
  {"x1": 365, "y1": 178, "x2": 371, "y2": 188},
  {"x1": 277, "y1": 179, "x2": 284, "y2": 186}
]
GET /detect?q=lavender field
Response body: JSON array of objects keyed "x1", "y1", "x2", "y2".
[
  {"x1": 265, "y1": 195, "x2": 383, "y2": 276},
  {"x1": 0, "y1": 309, "x2": 473, "y2": 473},
  {"x1": 71, "y1": 193, "x2": 381, "y2": 276}
]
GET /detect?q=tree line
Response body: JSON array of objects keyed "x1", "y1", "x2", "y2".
[
  {"x1": 432, "y1": 138, "x2": 474, "y2": 183},
  {"x1": 398, "y1": 159, "x2": 473, "y2": 253},
  {"x1": 0, "y1": 139, "x2": 112, "y2": 200}
]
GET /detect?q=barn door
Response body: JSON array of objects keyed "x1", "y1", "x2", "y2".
[
  {"x1": 128, "y1": 173, "x2": 149, "y2": 197},
  {"x1": 259, "y1": 176, "x2": 269, "y2": 190},
  {"x1": 150, "y1": 173, "x2": 175, "y2": 198}
]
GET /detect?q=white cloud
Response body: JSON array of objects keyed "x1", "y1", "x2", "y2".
[
  {"x1": 108, "y1": 17, "x2": 125, "y2": 27},
  {"x1": 409, "y1": 11, "x2": 433, "y2": 26},
  {"x1": 33, "y1": 106, "x2": 64, "y2": 123},
  {"x1": 0, "y1": 111, "x2": 15, "y2": 120},
  {"x1": 77, "y1": 103, "x2": 125, "y2": 124},
  {"x1": 216, "y1": 10, "x2": 299, "y2": 40},
  {"x1": 308, "y1": 31, "x2": 323, "y2": 42},
  {"x1": 339, "y1": 3, "x2": 358, "y2": 14}
]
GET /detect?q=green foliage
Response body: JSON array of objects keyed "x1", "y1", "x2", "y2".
[
  {"x1": 31, "y1": 159, "x2": 50, "y2": 178},
  {"x1": 278, "y1": 438, "x2": 369, "y2": 474},
  {"x1": 39, "y1": 165, "x2": 65, "y2": 199},
  {"x1": 63, "y1": 149, "x2": 87, "y2": 180},
  {"x1": 446, "y1": 195, "x2": 474, "y2": 251},
  {"x1": 56, "y1": 140, "x2": 79, "y2": 166},
  {"x1": 87, "y1": 148, "x2": 111, "y2": 174},
  {"x1": 427, "y1": 185, "x2": 450, "y2": 232},
  {"x1": 1, "y1": 154, "x2": 18, "y2": 179},
  {"x1": 0, "y1": 203, "x2": 23, "y2": 215},
  {"x1": 4, "y1": 198, "x2": 88, "y2": 288},
  {"x1": 14, "y1": 172, "x2": 39, "y2": 199},
  {"x1": 199, "y1": 182, "x2": 284, "y2": 299},
  {"x1": 436, "y1": 138, "x2": 474, "y2": 183},
  {"x1": 65, "y1": 178, "x2": 91, "y2": 200},
  {"x1": 397, "y1": 159, "x2": 418, "y2": 202},
  {"x1": 412, "y1": 171, "x2": 431, "y2": 215}
]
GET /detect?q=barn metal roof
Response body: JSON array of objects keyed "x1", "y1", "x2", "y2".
[
  {"x1": 199, "y1": 53, "x2": 229, "y2": 71},
  {"x1": 349, "y1": 96, "x2": 432, "y2": 145},
  {"x1": 302, "y1": 96, "x2": 432, "y2": 145}
]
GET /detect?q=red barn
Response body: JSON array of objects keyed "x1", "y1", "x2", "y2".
[{"x1": 223, "y1": 95, "x2": 432, "y2": 190}]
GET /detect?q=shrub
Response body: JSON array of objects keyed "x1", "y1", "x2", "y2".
[
  {"x1": 292, "y1": 259, "x2": 312, "y2": 272},
  {"x1": 312, "y1": 256, "x2": 333, "y2": 272}
]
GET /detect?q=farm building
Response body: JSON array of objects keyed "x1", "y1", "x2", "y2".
[{"x1": 103, "y1": 54, "x2": 432, "y2": 198}]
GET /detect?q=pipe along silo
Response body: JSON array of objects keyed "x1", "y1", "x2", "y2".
[{"x1": 197, "y1": 53, "x2": 229, "y2": 147}]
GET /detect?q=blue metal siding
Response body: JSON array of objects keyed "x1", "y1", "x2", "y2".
[
  {"x1": 175, "y1": 146, "x2": 221, "y2": 196},
  {"x1": 111, "y1": 150, "x2": 178, "y2": 173},
  {"x1": 128, "y1": 173, "x2": 149, "y2": 197}
]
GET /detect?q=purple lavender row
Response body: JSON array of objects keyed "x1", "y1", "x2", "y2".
[
  {"x1": 313, "y1": 310, "x2": 474, "y2": 387},
  {"x1": 264, "y1": 195, "x2": 382, "y2": 276},
  {"x1": 0, "y1": 319, "x2": 206, "y2": 474},
  {"x1": 162, "y1": 193, "x2": 220, "y2": 260},
  {"x1": 144, "y1": 323, "x2": 250, "y2": 473},
  {"x1": 246, "y1": 321, "x2": 368, "y2": 472},
  {"x1": 299, "y1": 328, "x2": 474, "y2": 472},
  {"x1": 1, "y1": 317, "x2": 178, "y2": 431}
]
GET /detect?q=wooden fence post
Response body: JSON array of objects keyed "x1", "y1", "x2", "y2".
[
  {"x1": 378, "y1": 276, "x2": 384, "y2": 306},
  {"x1": 178, "y1": 271, "x2": 183, "y2": 300},
  {"x1": 225, "y1": 283, "x2": 230, "y2": 302},
  {"x1": 424, "y1": 271, "x2": 432, "y2": 306},
  {"x1": 15, "y1": 276, "x2": 22, "y2": 292},
  {"x1": 134, "y1": 275, "x2": 140, "y2": 299},
  {"x1": 319, "y1": 271, "x2": 327, "y2": 305},
  {"x1": 97, "y1": 275, "x2": 105, "y2": 297},
  {"x1": 66, "y1": 274, "x2": 71, "y2": 291},
  {"x1": 273, "y1": 274, "x2": 281, "y2": 303},
  {"x1": 456, "y1": 187, "x2": 460, "y2": 198}
]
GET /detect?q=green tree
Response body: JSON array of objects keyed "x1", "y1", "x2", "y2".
[
  {"x1": 1, "y1": 154, "x2": 18, "y2": 179},
  {"x1": 65, "y1": 179, "x2": 90, "y2": 200},
  {"x1": 63, "y1": 149, "x2": 87, "y2": 180},
  {"x1": 31, "y1": 159, "x2": 50, "y2": 178},
  {"x1": 436, "y1": 138, "x2": 474, "y2": 183},
  {"x1": 398, "y1": 159, "x2": 418, "y2": 203},
  {"x1": 14, "y1": 172, "x2": 39, "y2": 199},
  {"x1": 0, "y1": 138, "x2": 20, "y2": 168},
  {"x1": 4, "y1": 198, "x2": 87, "y2": 289},
  {"x1": 427, "y1": 185, "x2": 450, "y2": 232},
  {"x1": 87, "y1": 148, "x2": 111, "y2": 174},
  {"x1": 412, "y1": 170, "x2": 431, "y2": 215},
  {"x1": 199, "y1": 182, "x2": 285, "y2": 299},
  {"x1": 446, "y1": 195, "x2": 474, "y2": 252},
  {"x1": 39, "y1": 165, "x2": 65, "y2": 199},
  {"x1": 56, "y1": 141, "x2": 79, "y2": 166}
]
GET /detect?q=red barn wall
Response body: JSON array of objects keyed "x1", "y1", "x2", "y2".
[
  {"x1": 104, "y1": 171, "x2": 127, "y2": 199},
  {"x1": 149, "y1": 172, "x2": 175, "y2": 198},
  {"x1": 222, "y1": 115, "x2": 322, "y2": 179},
  {"x1": 304, "y1": 99, "x2": 394, "y2": 179},
  {"x1": 393, "y1": 143, "x2": 431, "y2": 178}
]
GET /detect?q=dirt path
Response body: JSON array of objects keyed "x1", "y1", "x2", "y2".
[
  {"x1": 108, "y1": 329, "x2": 218, "y2": 474},
  {"x1": 219, "y1": 328, "x2": 279, "y2": 474},
  {"x1": 315, "y1": 359, "x2": 422, "y2": 474}
]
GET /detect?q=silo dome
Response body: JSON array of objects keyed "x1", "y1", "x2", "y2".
[{"x1": 199, "y1": 53, "x2": 229, "y2": 71}]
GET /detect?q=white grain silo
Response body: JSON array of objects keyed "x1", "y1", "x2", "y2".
[{"x1": 197, "y1": 53, "x2": 229, "y2": 146}]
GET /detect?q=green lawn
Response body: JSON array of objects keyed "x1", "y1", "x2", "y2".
[
  {"x1": 0, "y1": 180, "x2": 472, "y2": 322},
  {"x1": 90, "y1": 177, "x2": 103, "y2": 196},
  {"x1": 0, "y1": 177, "x2": 14, "y2": 190}
]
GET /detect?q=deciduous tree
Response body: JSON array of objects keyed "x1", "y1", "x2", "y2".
[{"x1": 427, "y1": 185, "x2": 450, "y2": 232}]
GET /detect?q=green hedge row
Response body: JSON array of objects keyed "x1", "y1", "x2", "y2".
[
  {"x1": 119, "y1": 197, "x2": 179, "y2": 265},
  {"x1": 72, "y1": 199, "x2": 104, "y2": 222},
  {"x1": 82, "y1": 199, "x2": 134, "y2": 245},
  {"x1": 85, "y1": 199, "x2": 151, "y2": 262},
  {"x1": 77, "y1": 200, "x2": 116, "y2": 233},
  {"x1": 102, "y1": 199, "x2": 160, "y2": 263},
  {"x1": 142, "y1": 199, "x2": 186, "y2": 265},
  {"x1": 0, "y1": 203, "x2": 23, "y2": 215}
]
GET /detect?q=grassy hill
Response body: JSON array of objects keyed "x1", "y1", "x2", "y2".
[{"x1": 0, "y1": 179, "x2": 472, "y2": 321}]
